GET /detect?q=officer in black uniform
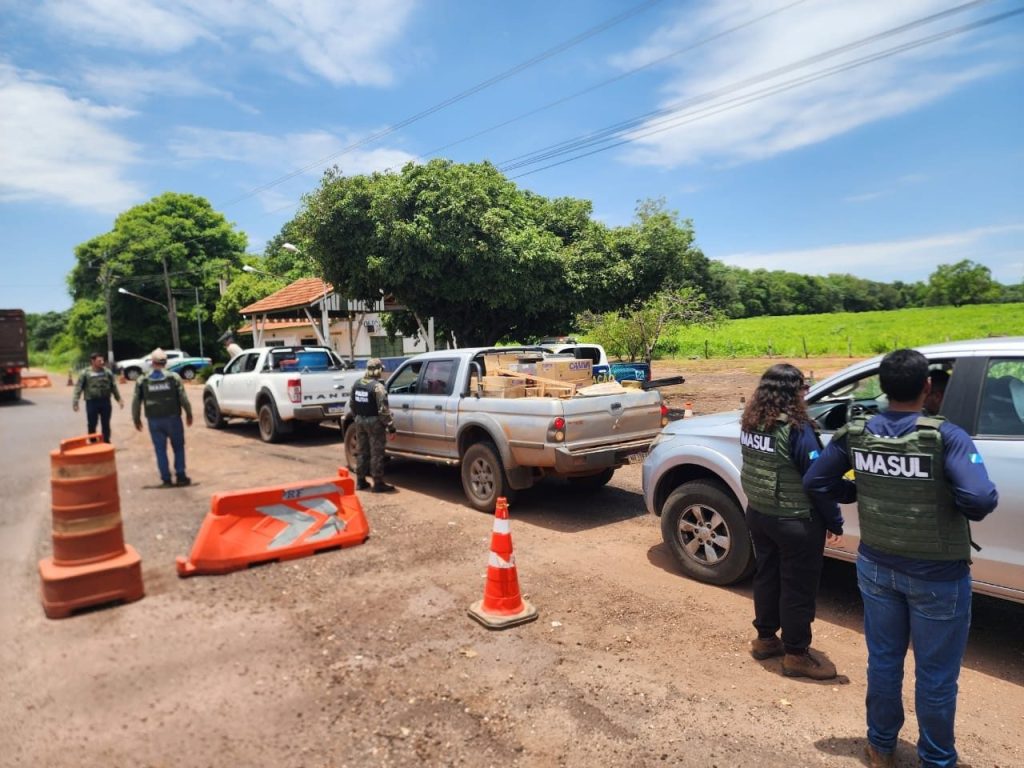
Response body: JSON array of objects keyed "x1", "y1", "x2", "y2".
[
  {"x1": 72, "y1": 352, "x2": 123, "y2": 442},
  {"x1": 347, "y1": 358, "x2": 397, "y2": 493},
  {"x1": 804, "y1": 349, "x2": 997, "y2": 768},
  {"x1": 740, "y1": 363, "x2": 848, "y2": 680}
]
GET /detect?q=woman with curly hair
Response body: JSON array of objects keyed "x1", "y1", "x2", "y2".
[{"x1": 740, "y1": 363, "x2": 846, "y2": 680}]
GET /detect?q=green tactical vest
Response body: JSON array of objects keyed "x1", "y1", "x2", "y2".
[
  {"x1": 138, "y1": 373, "x2": 183, "y2": 419},
  {"x1": 841, "y1": 415, "x2": 969, "y2": 561},
  {"x1": 740, "y1": 415, "x2": 814, "y2": 518},
  {"x1": 80, "y1": 369, "x2": 114, "y2": 399}
]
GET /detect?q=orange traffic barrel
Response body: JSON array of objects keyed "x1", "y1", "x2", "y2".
[{"x1": 49, "y1": 435, "x2": 125, "y2": 566}]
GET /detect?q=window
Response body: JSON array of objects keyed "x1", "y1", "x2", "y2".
[
  {"x1": 371, "y1": 335, "x2": 404, "y2": 358},
  {"x1": 977, "y1": 359, "x2": 1024, "y2": 436},
  {"x1": 388, "y1": 361, "x2": 423, "y2": 394},
  {"x1": 225, "y1": 352, "x2": 259, "y2": 374},
  {"x1": 421, "y1": 360, "x2": 456, "y2": 395},
  {"x1": 808, "y1": 372, "x2": 887, "y2": 431}
]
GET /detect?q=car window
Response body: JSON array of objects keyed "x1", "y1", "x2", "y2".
[
  {"x1": 808, "y1": 372, "x2": 887, "y2": 431},
  {"x1": 388, "y1": 361, "x2": 423, "y2": 395},
  {"x1": 421, "y1": 360, "x2": 456, "y2": 395},
  {"x1": 224, "y1": 354, "x2": 248, "y2": 375},
  {"x1": 977, "y1": 358, "x2": 1024, "y2": 436}
]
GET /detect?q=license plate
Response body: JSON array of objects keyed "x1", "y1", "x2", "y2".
[
  {"x1": 625, "y1": 451, "x2": 648, "y2": 465},
  {"x1": 325, "y1": 404, "x2": 346, "y2": 415}
]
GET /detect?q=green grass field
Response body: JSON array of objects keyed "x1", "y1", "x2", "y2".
[{"x1": 661, "y1": 303, "x2": 1024, "y2": 359}]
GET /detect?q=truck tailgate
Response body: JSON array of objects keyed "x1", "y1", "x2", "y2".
[{"x1": 560, "y1": 391, "x2": 663, "y2": 450}]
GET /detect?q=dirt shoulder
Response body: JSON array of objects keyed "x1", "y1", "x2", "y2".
[{"x1": 1, "y1": 363, "x2": 1021, "y2": 768}]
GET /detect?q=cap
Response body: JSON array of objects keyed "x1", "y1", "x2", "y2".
[
  {"x1": 217, "y1": 329, "x2": 235, "y2": 344},
  {"x1": 151, "y1": 348, "x2": 168, "y2": 363},
  {"x1": 366, "y1": 358, "x2": 384, "y2": 377}
]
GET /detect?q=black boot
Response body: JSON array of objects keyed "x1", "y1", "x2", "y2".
[
  {"x1": 356, "y1": 477, "x2": 371, "y2": 491},
  {"x1": 372, "y1": 480, "x2": 397, "y2": 493}
]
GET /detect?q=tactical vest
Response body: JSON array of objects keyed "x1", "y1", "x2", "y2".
[
  {"x1": 139, "y1": 373, "x2": 182, "y2": 419},
  {"x1": 351, "y1": 379, "x2": 379, "y2": 418},
  {"x1": 81, "y1": 369, "x2": 114, "y2": 399},
  {"x1": 841, "y1": 415, "x2": 969, "y2": 561},
  {"x1": 740, "y1": 416, "x2": 814, "y2": 518}
]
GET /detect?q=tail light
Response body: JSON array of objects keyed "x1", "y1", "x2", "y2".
[
  {"x1": 550, "y1": 416, "x2": 566, "y2": 442},
  {"x1": 287, "y1": 378, "x2": 301, "y2": 404},
  {"x1": 660, "y1": 403, "x2": 669, "y2": 427}
]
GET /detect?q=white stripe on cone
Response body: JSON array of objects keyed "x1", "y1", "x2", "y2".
[
  {"x1": 492, "y1": 518, "x2": 510, "y2": 534},
  {"x1": 488, "y1": 551, "x2": 516, "y2": 569}
]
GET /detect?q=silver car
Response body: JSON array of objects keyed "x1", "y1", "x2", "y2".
[{"x1": 642, "y1": 337, "x2": 1024, "y2": 604}]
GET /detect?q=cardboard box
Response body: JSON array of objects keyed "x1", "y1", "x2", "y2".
[
  {"x1": 536, "y1": 358, "x2": 593, "y2": 383},
  {"x1": 482, "y1": 385, "x2": 526, "y2": 399},
  {"x1": 482, "y1": 375, "x2": 527, "y2": 389}
]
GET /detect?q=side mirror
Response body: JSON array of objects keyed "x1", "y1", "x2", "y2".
[{"x1": 214, "y1": 366, "x2": 225, "y2": 375}]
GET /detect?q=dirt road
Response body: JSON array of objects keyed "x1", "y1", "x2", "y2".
[{"x1": 1, "y1": 362, "x2": 1021, "y2": 768}]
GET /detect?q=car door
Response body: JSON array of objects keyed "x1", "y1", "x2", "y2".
[
  {"x1": 406, "y1": 358, "x2": 459, "y2": 458},
  {"x1": 963, "y1": 355, "x2": 1024, "y2": 599},
  {"x1": 384, "y1": 360, "x2": 423, "y2": 452},
  {"x1": 217, "y1": 352, "x2": 260, "y2": 414}
]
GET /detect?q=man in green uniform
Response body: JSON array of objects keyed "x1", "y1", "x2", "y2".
[
  {"x1": 132, "y1": 348, "x2": 193, "y2": 487},
  {"x1": 347, "y1": 358, "x2": 397, "y2": 493},
  {"x1": 72, "y1": 352, "x2": 123, "y2": 442}
]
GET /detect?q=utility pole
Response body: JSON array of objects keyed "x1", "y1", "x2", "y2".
[
  {"x1": 161, "y1": 255, "x2": 181, "y2": 350},
  {"x1": 99, "y1": 259, "x2": 115, "y2": 364}
]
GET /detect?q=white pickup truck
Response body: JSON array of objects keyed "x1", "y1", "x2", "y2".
[
  {"x1": 202, "y1": 346, "x2": 362, "y2": 442},
  {"x1": 341, "y1": 347, "x2": 668, "y2": 511}
]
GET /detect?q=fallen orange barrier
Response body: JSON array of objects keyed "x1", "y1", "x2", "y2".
[
  {"x1": 468, "y1": 497, "x2": 537, "y2": 629},
  {"x1": 176, "y1": 467, "x2": 369, "y2": 576},
  {"x1": 22, "y1": 374, "x2": 52, "y2": 388}
]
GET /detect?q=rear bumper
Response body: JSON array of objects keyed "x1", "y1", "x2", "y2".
[
  {"x1": 552, "y1": 436, "x2": 654, "y2": 473},
  {"x1": 293, "y1": 404, "x2": 347, "y2": 421}
]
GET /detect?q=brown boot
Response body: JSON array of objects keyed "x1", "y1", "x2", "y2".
[
  {"x1": 750, "y1": 636, "x2": 785, "y2": 660},
  {"x1": 782, "y1": 649, "x2": 837, "y2": 680},
  {"x1": 864, "y1": 744, "x2": 894, "y2": 768}
]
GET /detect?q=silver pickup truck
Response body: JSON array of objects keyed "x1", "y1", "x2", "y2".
[
  {"x1": 203, "y1": 346, "x2": 363, "y2": 442},
  {"x1": 342, "y1": 347, "x2": 668, "y2": 511}
]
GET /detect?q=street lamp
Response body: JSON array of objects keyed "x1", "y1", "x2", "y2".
[
  {"x1": 242, "y1": 264, "x2": 274, "y2": 277},
  {"x1": 117, "y1": 287, "x2": 175, "y2": 348}
]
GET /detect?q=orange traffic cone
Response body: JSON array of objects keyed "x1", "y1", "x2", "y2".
[
  {"x1": 468, "y1": 497, "x2": 538, "y2": 629},
  {"x1": 683, "y1": 401, "x2": 694, "y2": 418}
]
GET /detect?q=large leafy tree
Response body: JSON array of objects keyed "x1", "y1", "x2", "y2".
[
  {"x1": 66, "y1": 193, "x2": 247, "y2": 359},
  {"x1": 926, "y1": 260, "x2": 1000, "y2": 307}
]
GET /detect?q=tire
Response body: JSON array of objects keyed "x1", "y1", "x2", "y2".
[
  {"x1": 343, "y1": 421, "x2": 359, "y2": 472},
  {"x1": 124, "y1": 367, "x2": 141, "y2": 381},
  {"x1": 258, "y1": 401, "x2": 292, "y2": 443},
  {"x1": 203, "y1": 395, "x2": 227, "y2": 429},
  {"x1": 660, "y1": 480, "x2": 754, "y2": 586},
  {"x1": 567, "y1": 467, "x2": 615, "y2": 491},
  {"x1": 179, "y1": 366, "x2": 196, "y2": 380},
  {"x1": 460, "y1": 441, "x2": 514, "y2": 513}
]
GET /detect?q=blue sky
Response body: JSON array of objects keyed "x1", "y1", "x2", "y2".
[{"x1": 2, "y1": 0, "x2": 1022, "y2": 314}]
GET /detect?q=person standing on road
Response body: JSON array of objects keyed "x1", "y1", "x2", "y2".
[
  {"x1": 72, "y1": 352, "x2": 124, "y2": 443},
  {"x1": 347, "y1": 358, "x2": 397, "y2": 493},
  {"x1": 803, "y1": 349, "x2": 998, "y2": 768},
  {"x1": 218, "y1": 330, "x2": 243, "y2": 360},
  {"x1": 740, "y1": 363, "x2": 848, "y2": 680},
  {"x1": 132, "y1": 348, "x2": 193, "y2": 487}
]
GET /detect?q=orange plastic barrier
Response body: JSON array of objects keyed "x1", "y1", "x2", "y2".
[
  {"x1": 39, "y1": 434, "x2": 144, "y2": 618},
  {"x1": 467, "y1": 497, "x2": 538, "y2": 629},
  {"x1": 176, "y1": 467, "x2": 369, "y2": 576},
  {"x1": 22, "y1": 374, "x2": 52, "y2": 388}
]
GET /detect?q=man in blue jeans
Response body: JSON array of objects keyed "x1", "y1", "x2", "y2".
[
  {"x1": 131, "y1": 348, "x2": 193, "y2": 487},
  {"x1": 804, "y1": 349, "x2": 997, "y2": 768}
]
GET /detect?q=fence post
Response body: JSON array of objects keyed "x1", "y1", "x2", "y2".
[
  {"x1": 704, "y1": 339, "x2": 709, "y2": 359},
  {"x1": 767, "y1": 339, "x2": 773, "y2": 358},
  {"x1": 802, "y1": 336, "x2": 808, "y2": 358},
  {"x1": 847, "y1": 337, "x2": 852, "y2": 358}
]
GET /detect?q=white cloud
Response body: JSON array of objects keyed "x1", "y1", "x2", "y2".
[
  {"x1": 0, "y1": 63, "x2": 143, "y2": 212},
  {"x1": 719, "y1": 224, "x2": 1024, "y2": 283},
  {"x1": 43, "y1": 0, "x2": 417, "y2": 86},
  {"x1": 614, "y1": 0, "x2": 1012, "y2": 168},
  {"x1": 80, "y1": 66, "x2": 259, "y2": 113},
  {"x1": 168, "y1": 126, "x2": 417, "y2": 211}
]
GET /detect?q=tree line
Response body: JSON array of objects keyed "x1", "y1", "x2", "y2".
[{"x1": 29, "y1": 160, "x2": 1023, "y2": 364}]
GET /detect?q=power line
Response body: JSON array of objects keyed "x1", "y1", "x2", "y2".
[
  {"x1": 505, "y1": 6, "x2": 1024, "y2": 179},
  {"x1": 217, "y1": 0, "x2": 667, "y2": 208},
  {"x1": 415, "y1": 0, "x2": 812, "y2": 162},
  {"x1": 497, "y1": 0, "x2": 998, "y2": 173}
]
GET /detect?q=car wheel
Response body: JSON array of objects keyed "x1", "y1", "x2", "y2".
[
  {"x1": 460, "y1": 441, "x2": 514, "y2": 513},
  {"x1": 258, "y1": 401, "x2": 292, "y2": 443},
  {"x1": 343, "y1": 421, "x2": 359, "y2": 472},
  {"x1": 660, "y1": 480, "x2": 754, "y2": 586},
  {"x1": 124, "y1": 367, "x2": 141, "y2": 381},
  {"x1": 567, "y1": 467, "x2": 615, "y2": 491},
  {"x1": 180, "y1": 366, "x2": 196, "y2": 380},
  {"x1": 203, "y1": 395, "x2": 227, "y2": 429}
]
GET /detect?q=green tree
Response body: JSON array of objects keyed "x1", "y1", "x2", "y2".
[
  {"x1": 926, "y1": 260, "x2": 1000, "y2": 307},
  {"x1": 298, "y1": 160, "x2": 657, "y2": 346},
  {"x1": 579, "y1": 287, "x2": 720, "y2": 363},
  {"x1": 25, "y1": 311, "x2": 69, "y2": 352},
  {"x1": 66, "y1": 193, "x2": 247, "y2": 358}
]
